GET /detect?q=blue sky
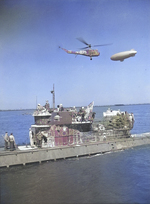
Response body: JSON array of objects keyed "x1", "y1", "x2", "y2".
[{"x1": 0, "y1": 0, "x2": 150, "y2": 109}]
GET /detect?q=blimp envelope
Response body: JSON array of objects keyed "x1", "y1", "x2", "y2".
[{"x1": 111, "y1": 49, "x2": 137, "y2": 62}]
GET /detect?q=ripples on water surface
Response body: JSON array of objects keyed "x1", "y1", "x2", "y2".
[
  {"x1": 0, "y1": 104, "x2": 150, "y2": 203},
  {"x1": 1, "y1": 145, "x2": 150, "y2": 203}
]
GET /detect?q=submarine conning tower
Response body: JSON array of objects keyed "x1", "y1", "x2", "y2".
[{"x1": 30, "y1": 101, "x2": 95, "y2": 148}]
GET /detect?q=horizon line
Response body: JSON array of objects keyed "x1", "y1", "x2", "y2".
[{"x1": 0, "y1": 103, "x2": 150, "y2": 111}]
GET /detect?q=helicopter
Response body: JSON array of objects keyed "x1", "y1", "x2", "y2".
[{"x1": 59, "y1": 38, "x2": 112, "y2": 60}]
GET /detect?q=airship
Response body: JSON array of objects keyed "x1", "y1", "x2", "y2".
[{"x1": 110, "y1": 49, "x2": 137, "y2": 62}]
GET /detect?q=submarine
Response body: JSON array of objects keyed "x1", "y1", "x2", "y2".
[
  {"x1": 1, "y1": 100, "x2": 150, "y2": 168},
  {"x1": 0, "y1": 87, "x2": 150, "y2": 168}
]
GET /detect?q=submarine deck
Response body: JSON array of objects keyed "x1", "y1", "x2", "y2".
[{"x1": 0, "y1": 133, "x2": 150, "y2": 168}]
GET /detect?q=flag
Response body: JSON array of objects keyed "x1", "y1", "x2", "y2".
[{"x1": 85, "y1": 101, "x2": 94, "y2": 118}]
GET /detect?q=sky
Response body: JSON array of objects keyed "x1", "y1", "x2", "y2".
[{"x1": 0, "y1": 0, "x2": 150, "y2": 109}]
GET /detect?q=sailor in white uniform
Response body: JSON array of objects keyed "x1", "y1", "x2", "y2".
[{"x1": 9, "y1": 133, "x2": 15, "y2": 151}]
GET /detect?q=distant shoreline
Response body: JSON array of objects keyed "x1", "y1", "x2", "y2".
[{"x1": 0, "y1": 103, "x2": 150, "y2": 111}]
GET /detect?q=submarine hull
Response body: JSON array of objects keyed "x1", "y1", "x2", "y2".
[{"x1": 0, "y1": 133, "x2": 150, "y2": 168}]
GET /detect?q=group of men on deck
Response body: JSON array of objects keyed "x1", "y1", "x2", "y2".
[{"x1": 4, "y1": 132, "x2": 16, "y2": 151}]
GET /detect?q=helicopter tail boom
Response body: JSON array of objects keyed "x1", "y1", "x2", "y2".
[{"x1": 59, "y1": 46, "x2": 77, "y2": 54}]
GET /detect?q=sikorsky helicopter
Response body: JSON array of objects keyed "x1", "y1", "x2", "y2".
[{"x1": 59, "y1": 38, "x2": 112, "y2": 60}]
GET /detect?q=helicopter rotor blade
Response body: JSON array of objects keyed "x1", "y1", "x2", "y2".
[
  {"x1": 93, "y1": 43, "x2": 113, "y2": 47},
  {"x1": 79, "y1": 43, "x2": 113, "y2": 50},
  {"x1": 76, "y1": 37, "x2": 89, "y2": 46},
  {"x1": 77, "y1": 38, "x2": 113, "y2": 49},
  {"x1": 79, "y1": 46, "x2": 89, "y2": 50}
]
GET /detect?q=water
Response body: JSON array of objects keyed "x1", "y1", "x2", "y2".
[
  {"x1": 0, "y1": 104, "x2": 150, "y2": 203},
  {"x1": 0, "y1": 109, "x2": 34, "y2": 147}
]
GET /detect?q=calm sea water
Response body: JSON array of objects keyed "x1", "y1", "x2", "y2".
[{"x1": 0, "y1": 104, "x2": 150, "y2": 203}]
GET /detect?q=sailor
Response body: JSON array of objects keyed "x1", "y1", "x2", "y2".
[
  {"x1": 37, "y1": 104, "x2": 41, "y2": 110},
  {"x1": 129, "y1": 114, "x2": 133, "y2": 122},
  {"x1": 4, "y1": 132, "x2": 9, "y2": 150},
  {"x1": 44, "y1": 100, "x2": 50, "y2": 112},
  {"x1": 57, "y1": 105, "x2": 60, "y2": 111},
  {"x1": 129, "y1": 113, "x2": 135, "y2": 129},
  {"x1": 92, "y1": 112, "x2": 96, "y2": 119},
  {"x1": 37, "y1": 104, "x2": 46, "y2": 112},
  {"x1": 131, "y1": 113, "x2": 135, "y2": 121},
  {"x1": 103, "y1": 135, "x2": 106, "y2": 141},
  {"x1": 79, "y1": 107, "x2": 86, "y2": 122},
  {"x1": 54, "y1": 113, "x2": 60, "y2": 121},
  {"x1": 9, "y1": 133, "x2": 16, "y2": 151},
  {"x1": 29, "y1": 128, "x2": 34, "y2": 147},
  {"x1": 37, "y1": 131, "x2": 43, "y2": 148},
  {"x1": 81, "y1": 112, "x2": 85, "y2": 122},
  {"x1": 59, "y1": 104, "x2": 64, "y2": 111}
]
